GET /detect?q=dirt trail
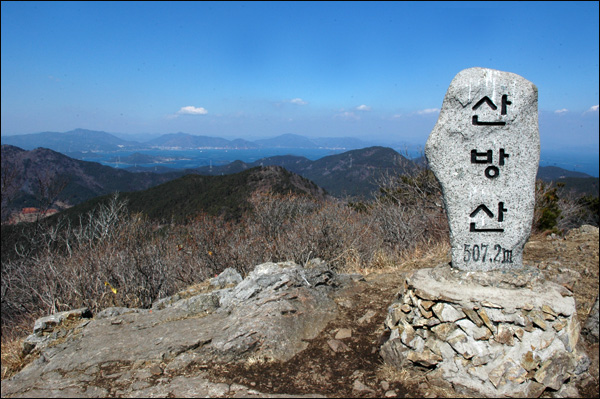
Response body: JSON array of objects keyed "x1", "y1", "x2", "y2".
[{"x1": 205, "y1": 271, "x2": 407, "y2": 398}]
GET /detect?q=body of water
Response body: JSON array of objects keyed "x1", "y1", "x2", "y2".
[
  {"x1": 540, "y1": 149, "x2": 599, "y2": 177},
  {"x1": 77, "y1": 148, "x2": 347, "y2": 171},
  {"x1": 74, "y1": 147, "x2": 598, "y2": 178}
]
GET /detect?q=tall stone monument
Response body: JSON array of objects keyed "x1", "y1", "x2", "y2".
[
  {"x1": 380, "y1": 68, "x2": 587, "y2": 398},
  {"x1": 425, "y1": 67, "x2": 539, "y2": 271}
]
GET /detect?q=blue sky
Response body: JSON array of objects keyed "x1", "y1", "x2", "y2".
[{"x1": 1, "y1": 1, "x2": 598, "y2": 153}]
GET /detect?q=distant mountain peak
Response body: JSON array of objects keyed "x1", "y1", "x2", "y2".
[{"x1": 1, "y1": 129, "x2": 373, "y2": 152}]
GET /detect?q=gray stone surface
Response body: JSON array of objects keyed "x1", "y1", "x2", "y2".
[
  {"x1": 425, "y1": 67, "x2": 540, "y2": 271},
  {"x1": 23, "y1": 308, "x2": 93, "y2": 355},
  {"x1": 583, "y1": 294, "x2": 599, "y2": 343},
  {"x1": 1, "y1": 262, "x2": 341, "y2": 398},
  {"x1": 32, "y1": 308, "x2": 92, "y2": 334},
  {"x1": 210, "y1": 267, "x2": 243, "y2": 288}
]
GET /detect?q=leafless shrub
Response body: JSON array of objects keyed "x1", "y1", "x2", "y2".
[
  {"x1": 172, "y1": 213, "x2": 247, "y2": 283},
  {"x1": 556, "y1": 194, "x2": 587, "y2": 231},
  {"x1": 532, "y1": 180, "x2": 596, "y2": 234},
  {"x1": 556, "y1": 189, "x2": 598, "y2": 231},
  {"x1": 246, "y1": 192, "x2": 381, "y2": 270},
  {"x1": 1, "y1": 161, "x2": 20, "y2": 223},
  {"x1": 2, "y1": 169, "x2": 451, "y2": 341},
  {"x1": 248, "y1": 192, "x2": 319, "y2": 240},
  {"x1": 1, "y1": 194, "x2": 178, "y2": 330},
  {"x1": 371, "y1": 164, "x2": 448, "y2": 253}
]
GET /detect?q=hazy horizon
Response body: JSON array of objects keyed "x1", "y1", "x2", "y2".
[
  {"x1": 2, "y1": 127, "x2": 598, "y2": 177},
  {"x1": 1, "y1": 2, "x2": 598, "y2": 162}
]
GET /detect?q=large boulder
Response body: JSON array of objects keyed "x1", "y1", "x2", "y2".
[{"x1": 425, "y1": 67, "x2": 540, "y2": 271}]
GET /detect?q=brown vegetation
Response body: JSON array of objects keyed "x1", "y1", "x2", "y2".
[{"x1": 1, "y1": 164, "x2": 597, "y2": 383}]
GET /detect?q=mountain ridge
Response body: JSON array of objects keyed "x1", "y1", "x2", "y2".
[
  {"x1": 190, "y1": 146, "x2": 416, "y2": 198},
  {"x1": 52, "y1": 165, "x2": 328, "y2": 223},
  {"x1": 3, "y1": 144, "x2": 597, "y2": 224},
  {"x1": 3, "y1": 129, "x2": 596, "y2": 179},
  {"x1": 1, "y1": 145, "x2": 184, "y2": 220},
  {"x1": 0, "y1": 128, "x2": 139, "y2": 152},
  {"x1": 1, "y1": 129, "x2": 372, "y2": 152}
]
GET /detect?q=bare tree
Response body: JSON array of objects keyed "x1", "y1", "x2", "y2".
[
  {"x1": 372, "y1": 158, "x2": 448, "y2": 251},
  {"x1": 1, "y1": 161, "x2": 21, "y2": 223},
  {"x1": 31, "y1": 169, "x2": 69, "y2": 223}
]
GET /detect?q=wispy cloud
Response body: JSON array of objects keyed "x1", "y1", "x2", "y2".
[
  {"x1": 416, "y1": 108, "x2": 439, "y2": 115},
  {"x1": 585, "y1": 105, "x2": 599, "y2": 113},
  {"x1": 554, "y1": 108, "x2": 569, "y2": 114},
  {"x1": 356, "y1": 104, "x2": 371, "y2": 111},
  {"x1": 334, "y1": 111, "x2": 360, "y2": 120},
  {"x1": 290, "y1": 98, "x2": 307, "y2": 105},
  {"x1": 177, "y1": 106, "x2": 208, "y2": 115}
]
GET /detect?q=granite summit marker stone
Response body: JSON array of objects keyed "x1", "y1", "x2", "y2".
[{"x1": 425, "y1": 67, "x2": 539, "y2": 271}]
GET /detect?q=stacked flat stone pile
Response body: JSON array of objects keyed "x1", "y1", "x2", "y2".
[{"x1": 380, "y1": 265, "x2": 587, "y2": 397}]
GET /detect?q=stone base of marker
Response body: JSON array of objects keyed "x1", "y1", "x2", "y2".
[{"x1": 380, "y1": 264, "x2": 589, "y2": 398}]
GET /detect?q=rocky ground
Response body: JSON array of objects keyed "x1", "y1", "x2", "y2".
[
  {"x1": 204, "y1": 226, "x2": 599, "y2": 398},
  {"x1": 1, "y1": 226, "x2": 598, "y2": 398}
]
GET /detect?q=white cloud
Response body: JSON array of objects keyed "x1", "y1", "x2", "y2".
[
  {"x1": 290, "y1": 98, "x2": 307, "y2": 105},
  {"x1": 356, "y1": 104, "x2": 371, "y2": 111},
  {"x1": 554, "y1": 108, "x2": 569, "y2": 114},
  {"x1": 334, "y1": 111, "x2": 360, "y2": 120},
  {"x1": 177, "y1": 106, "x2": 208, "y2": 115},
  {"x1": 416, "y1": 108, "x2": 439, "y2": 115},
  {"x1": 585, "y1": 105, "x2": 599, "y2": 113}
]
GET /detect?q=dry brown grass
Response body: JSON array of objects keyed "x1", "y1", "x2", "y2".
[
  {"x1": 360, "y1": 240, "x2": 450, "y2": 276},
  {"x1": 0, "y1": 310, "x2": 38, "y2": 381},
  {"x1": 1, "y1": 333, "x2": 33, "y2": 381}
]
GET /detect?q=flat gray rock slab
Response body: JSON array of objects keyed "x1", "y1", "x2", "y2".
[
  {"x1": 426, "y1": 67, "x2": 540, "y2": 271},
  {"x1": 1, "y1": 262, "x2": 340, "y2": 398}
]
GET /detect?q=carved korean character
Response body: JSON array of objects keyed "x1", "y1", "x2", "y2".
[
  {"x1": 472, "y1": 95, "x2": 512, "y2": 126},
  {"x1": 471, "y1": 149, "x2": 510, "y2": 178},
  {"x1": 469, "y1": 202, "x2": 507, "y2": 232}
]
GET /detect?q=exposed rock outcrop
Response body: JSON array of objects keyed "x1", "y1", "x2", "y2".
[
  {"x1": 583, "y1": 294, "x2": 599, "y2": 344},
  {"x1": 1, "y1": 261, "x2": 345, "y2": 398}
]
